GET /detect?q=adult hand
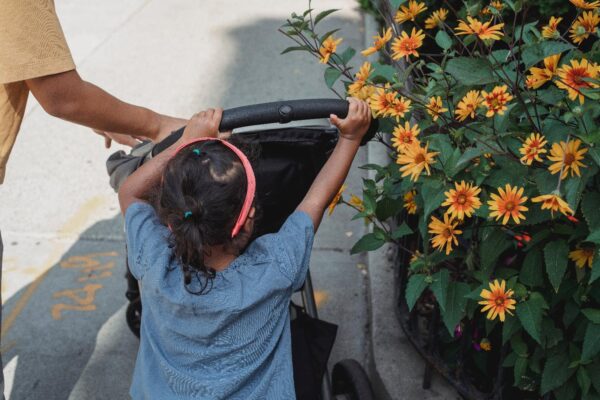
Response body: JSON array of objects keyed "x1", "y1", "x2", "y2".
[
  {"x1": 181, "y1": 108, "x2": 223, "y2": 141},
  {"x1": 93, "y1": 129, "x2": 143, "y2": 148}
]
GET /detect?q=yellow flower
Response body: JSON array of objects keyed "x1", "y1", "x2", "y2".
[
  {"x1": 442, "y1": 181, "x2": 482, "y2": 220},
  {"x1": 319, "y1": 36, "x2": 343, "y2": 64},
  {"x1": 526, "y1": 54, "x2": 560, "y2": 89},
  {"x1": 369, "y1": 87, "x2": 397, "y2": 118},
  {"x1": 531, "y1": 193, "x2": 574, "y2": 217},
  {"x1": 569, "y1": 0, "x2": 600, "y2": 10},
  {"x1": 404, "y1": 190, "x2": 418, "y2": 214},
  {"x1": 391, "y1": 28, "x2": 426, "y2": 60},
  {"x1": 569, "y1": 245, "x2": 595, "y2": 268},
  {"x1": 455, "y1": 90, "x2": 483, "y2": 121},
  {"x1": 547, "y1": 139, "x2": 588, "y2": 179},
  {"x1": 424, "y1": 8, "x2": 449, "y2": 29},
  {"x1": 428, "y1": 214, "x2": 462, "y2": 255},
  {"x1": 482, "y1": 1, "x2": 504, "y2": 15},
  {"x1": 349, "y1": 194, "x2": 365, "y2": 212},
  {"x1": 488, "y1": 184, "x2": 528, "y2": 225},
  {"x1": 480, "y1": 338, "x2": 492, "y2": 351},
  {"x1": 328, "y1": 184, "x2": 346, "y2": 215},
  {"x1": 391, "y1": 121, "x2": 420, "y2": 150},
  {"x1": 478, "y1": 280, "x2": 516, "y2": 322},
  {"x1": 481, "y1": 85, "x2": 513, "y2": 117},
  {"x1": 389, "y1": 96, "x2": 412, "y2": 120},
  {"x1": 426, "y1": 96, "x2": 448, "y2": 121},
  {"x1": 570, "y1": 11, "x2": 600, "y2": 44},
  {"x1": 542, "y1": 16, "x2": 563, "y2": 39},
  {"x1": 395, "y1": 0, "x2": 428, "y2": 24},
  {"x1": 362, "y1": 27, "x2": 393, "y2": 56},
  {"x1": 396, "y1": 141, "x2": 438, "y2": 182},
  {"x1": 348, "y1": 62, "x2": 376, "y2": 100},
  {"x1": 455, "y1": 16, "x2": 505, "y2": 41},
  {"x1": 556, "y1": 58, "x2": 599, "y2": 104},
  {"x1": 519, "y1": 133, "x2": 548, "y2": 165}
]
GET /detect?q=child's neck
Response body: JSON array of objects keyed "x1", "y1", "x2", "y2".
[{"x1": 204, "y1": 245, "x2": 238, "y2": 272}]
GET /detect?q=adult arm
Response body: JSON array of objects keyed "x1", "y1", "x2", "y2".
[
  {"x1": 296, "y1": 98, "x2": 371, "y2": 231},
  {"x1": 26, "y1": 70, "x2": 185, "y2": 143},
  {"x1": 118, "y1": 109, "x2": 222, "y2": 214}
]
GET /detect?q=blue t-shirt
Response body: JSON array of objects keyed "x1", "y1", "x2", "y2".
[{"x1": 124, "y1": 202, "x2": 314, "y2": 399}]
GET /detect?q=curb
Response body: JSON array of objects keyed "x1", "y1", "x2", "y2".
[{"x1": 362, "y1": 12, "x2": 461, "y2": 400}]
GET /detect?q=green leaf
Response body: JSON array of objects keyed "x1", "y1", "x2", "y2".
[
  {"x1": 577, "y1": 367, "x2": 592, "y2": 397},
  {"x1": 582, "y1": 323, "x2": 600, "y2": 361},
  {"x1": 420, "y1": 178, "x2": 447, "y2": 220},
  {"x1": 430, "y1": 269, "x2": 450, "y2": 312},
  {"x1": 587, "y1": 229, "x2": 600, "y2": 244},
  {"x1": 319, "y1": 28, "x2": 341, "y2": 44},
  {"x1": 515, "y1": 356, "x2": 528, "y2": 386},
  {"x1": 314, "y1": 9, "x2": 339, "y2": 25},
  {"x1": 391, "y1": 222, "x2": 413, "y2": 239},
  {"x1": 582, "y1": 192, "x2": 600, "y2": 231},
  {"x1": 589, "y1": 148, "x2": 600, "y2": 168},
  {"x1": 520, "y1": 247, "x2": 544, "y2": 287},
  {"x1": 371, "y1": 62, "x2": 396, "y2": 83},
  {"x1": 544, "y1": 240, "x2": 570, "y2": 292},
  {"x1": 435, "y1": 30, "x2": 453, "y2": 50},
  {"x1": 451, "y1": 147, "x2": 484, "y2": 176},
  {"x1": 479, "y1": 228, "x2": 511, "y2": 275},
  {"x1": 339, "y1": 47, "x2": 356, "y2": 64},
  {"x1": 324, "y1": 67, "x2": 342, "y2": 89},
  {"x1": 583, "y1": 309, "x2": 600, "y2": 324},
  {"x1": 441, "y1": 281, "x2": 470, "y2": 335},
  {"x1": 503, "y1": 316, "x2": 522, "y2": 344},
  {"x1": 389, "y1": 0, "x2": 408, "y2": 10},
  {"x1": 281, "y1": 45, "x2": 310, "y2": 54},
  {"x1": 445, "y1": 57, "x2": 495, "y2": 85},
  {"x1": 517, "y1": 292, "x2": 547, "y2": 345},
  {"x1": 591, "y1": 254, "x2": 600, "y2": 284},
  {"x1": 406, "y1": 274, "x2": 429, "y2": 311},
  {"x1": 375, "y1": 197, "x2": 403, "y2": 221},
  {"x1": 350, "y1": 233, "x2": 385, "y2": 254},
  {"x1": 589, "y1": 361, "x2": 600, "y2": 393},
  {"x1": 521, "y1": 41, "x2": 574, "y2": 68},
  {"x1": 541, "y1": 352, "x2": 575, "y2": 394}
]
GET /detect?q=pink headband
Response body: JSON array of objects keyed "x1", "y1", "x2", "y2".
[{"x1": 172, "y1": 137, "x2": 256, "y2": 238}]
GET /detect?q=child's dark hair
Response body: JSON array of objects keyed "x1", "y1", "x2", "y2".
[{"x1": 157, "y1": 137, "x2": 259, "y2": 294}]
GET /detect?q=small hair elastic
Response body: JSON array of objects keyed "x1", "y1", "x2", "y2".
[
  {"x1": 192, "y1": 149, "x2": 202, "y2": 156},
  {"x1": 172, "y1": 138, "x2": 256, "y2": 238},
  {"x1": 183, "y1": 211, "x2": 193, "y2": 219}
]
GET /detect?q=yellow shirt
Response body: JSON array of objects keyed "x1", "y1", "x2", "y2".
[{"x1": 0, "y1": 0, "x2": 75, "y2": 183}]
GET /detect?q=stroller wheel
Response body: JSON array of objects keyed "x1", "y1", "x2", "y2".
[
  {"x1": 332, "y1": 359, "x2": 375, "y2": 400},
  {"x1": 126, "y1": 298, "x2": 142, "y2": 338}
]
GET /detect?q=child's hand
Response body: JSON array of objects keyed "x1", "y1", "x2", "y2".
[
  {"x1": 329, "y1": 98, "x2": 371, "y2": 142},
  {"x1": 181, "y1": 108, "x2": 223, "y2": 141}
]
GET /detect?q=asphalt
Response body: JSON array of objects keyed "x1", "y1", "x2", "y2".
[{"x1": 0, "y1": 1, "x2": 371, "y2": 399}]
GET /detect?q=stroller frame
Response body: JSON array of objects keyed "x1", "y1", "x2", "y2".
[{"x1": 116, "y1": 99, "x2": 377, "y2": 400}]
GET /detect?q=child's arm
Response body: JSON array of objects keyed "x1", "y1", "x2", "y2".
[
  {"x1": 118, "y1": 108, "x2": 223, "y2": 214},
  {"x1": 297, "y1": 98, "x2": 371, "y2": 231}
]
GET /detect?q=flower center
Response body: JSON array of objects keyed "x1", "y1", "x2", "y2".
[
  {"x1": 583, "y1": 248, "x2": 594, "y2": 257},
  {"x1": 564, "y1": 153, "x2": 575, "y2": 165},
  {"x1": 442, "y1": 228, "x2": 452, "y2": 238},
  {"x1": 495, "y1": 296, "x2": 505, "y2": 306},
  {"x1": 403, "y1": 136, "x2": 411, "y2": 143},
  {"x1": 505, "y1": 201, "x2": 515, "y2": 211},
  {"x1": 415, "y1": 153, "x2": 426, "y2": 163},
  {"x1": 457, "y1": 194, "x2": 467, "y2": 205}
]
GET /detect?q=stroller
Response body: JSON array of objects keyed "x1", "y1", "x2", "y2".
[{"x1": 107, "y1": 99, "x2": 377, "y2": 400}]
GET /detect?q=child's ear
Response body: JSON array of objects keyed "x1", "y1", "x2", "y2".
[{"x1": 242, "y1": 207, "x2": 256, "y2": 233}]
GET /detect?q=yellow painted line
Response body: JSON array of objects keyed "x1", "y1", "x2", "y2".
[
  {"x1": 314, "y1": 290, "x2": 329, "y2": 309},
  {"x1": 0, "y1": 340, "x2": 16, "y2": 355},
  {"x1": 1, "y1": 195, "x2": 108, "y2": 338}
]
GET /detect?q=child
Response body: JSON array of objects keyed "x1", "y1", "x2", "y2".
[{"x1": 119, "y1": 99, "x2": 371, "y2": 399}]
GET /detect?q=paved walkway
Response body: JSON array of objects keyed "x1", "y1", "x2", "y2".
[{"x1": 0, "y1": 1, "x2": 371, "y2": 399}]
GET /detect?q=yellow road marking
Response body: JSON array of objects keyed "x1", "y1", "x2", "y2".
[
  {"x1": 1, "y1": 195, "x2": 108, "y2": 337},
  {"x1": 314, "y1": 290, "x2": 329, "y2": 309}
]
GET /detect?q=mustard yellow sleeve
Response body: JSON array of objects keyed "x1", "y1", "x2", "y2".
[{"x1": 0, "y1": 0, "x2": 75, "y2": 84}]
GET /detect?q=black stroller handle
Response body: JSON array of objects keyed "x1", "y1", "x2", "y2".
[{"x1": 155, "y1": 99, "x2": 378, "y2": 153}]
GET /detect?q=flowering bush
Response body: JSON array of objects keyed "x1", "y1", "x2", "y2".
[{"x1": 282, "y1": 0, "x2": 600, "y2": 398}]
